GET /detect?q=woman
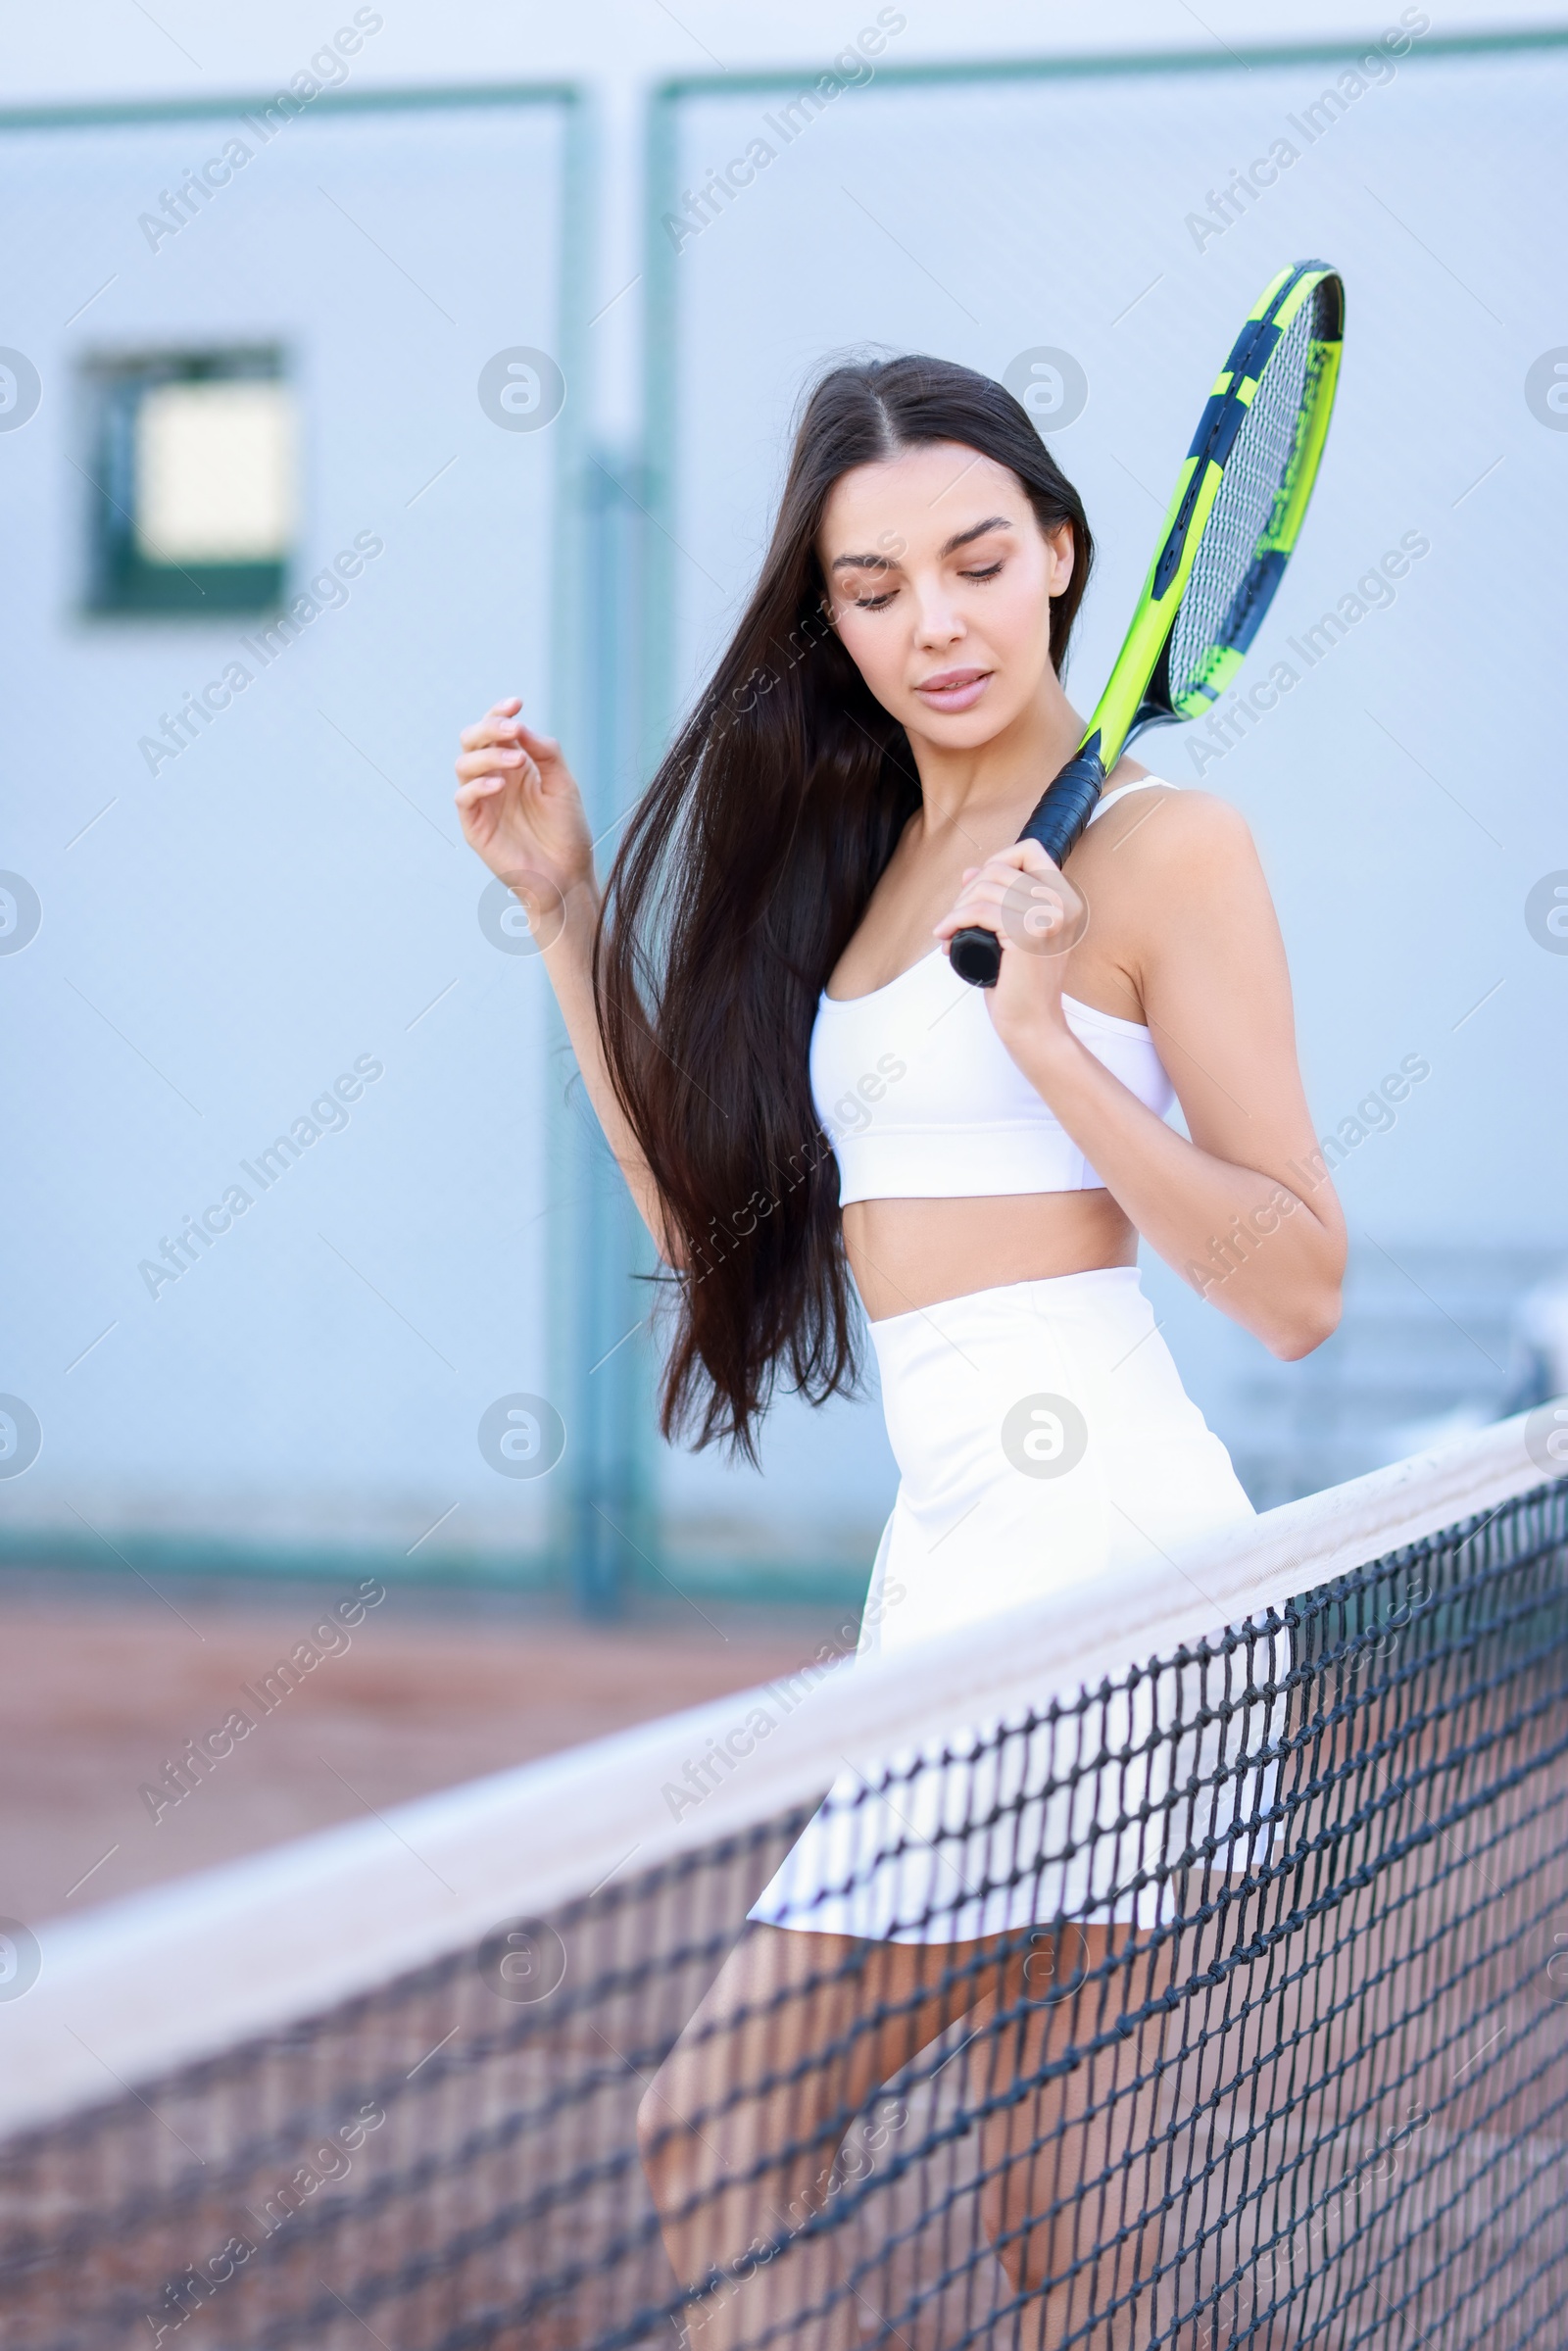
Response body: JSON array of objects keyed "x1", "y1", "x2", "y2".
[{"x1": 456, "y1": 356, "x2": 1345, "y2": 2348}]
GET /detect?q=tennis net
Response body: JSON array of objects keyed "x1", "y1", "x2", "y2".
[{"x1": 3, "y1": 1405, "x2": 1567, "y2": 2350}]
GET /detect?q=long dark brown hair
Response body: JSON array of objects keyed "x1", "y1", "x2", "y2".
[{"x1": 596, "y1": 354, "x2": 1094, "y2": 1459}]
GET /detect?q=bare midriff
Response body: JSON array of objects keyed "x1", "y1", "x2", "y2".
[{"x1": 842, "y1": 1188, "x2": 1138, "y2": 1323}]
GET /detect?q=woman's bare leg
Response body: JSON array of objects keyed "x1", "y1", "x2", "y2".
[
  {"x1": 639, "y1": 1921, "x2": 1004, "y2": 2351},
  {"x1": 641, "y1": 1916, "x2": 1177, "y2": 2349},
  {"x1": 976, "y1": 1921, "x2": 1179, "y2": 2350}
]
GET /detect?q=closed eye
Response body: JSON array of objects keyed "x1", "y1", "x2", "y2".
[{"x1": 853, "y1": 561, "x2": 1002, "y2": 610}]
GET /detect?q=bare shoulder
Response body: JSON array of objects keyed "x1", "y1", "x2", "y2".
[
  {"x1": 1098, "y1": 781, "x2": 1250, "y2": 848},
  {"x1": 1062, "y1": 783, "x2": 1283, "y2": 1012},
  {"x1": 1075, "y1": 786, "x2": 1284, "y2": 1001},
  {"x1": 1086, "y1": 783, "x2": 1260, "y2": 892}
]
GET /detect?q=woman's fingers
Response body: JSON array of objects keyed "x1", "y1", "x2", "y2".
[
  {"x1": 458, "y1": 718, "x2": 560, "y2": 764},
  {"x1": 932, "y1": 848, "x2": 1080, "y2": 949},
  {"x1": 455, "y1": 772, "x2": 507, "y2": 807},
  {"x1": 933, "y1": 872, "x2": 1029, "y2": 936},
  {"x1": 459, "y1": 717, "x2": 524, "y2": 754},
  {"x1": 454, "y1": 778, "x2": 512, "y2": 836},
  {"x1": 454, "y1": 737, "x2": 544, "y2": 784},
  {"x1": 456, "y1": 746, "x2": 522, "y2": 777},
  {"x1": 460, "y1": 698, "x2": 529, "y2": 752},
  {"x1": 455, "y1": 759, "x2": 516, "y2": 796}
]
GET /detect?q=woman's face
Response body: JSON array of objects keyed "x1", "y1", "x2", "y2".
[{"x1": 816, "y1": 441, "x2": 1074, "y2": 750}]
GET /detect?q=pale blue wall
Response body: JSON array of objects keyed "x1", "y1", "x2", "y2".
[{"x1": 0, "y1": 94, "x2": 580, "y2": 1572}]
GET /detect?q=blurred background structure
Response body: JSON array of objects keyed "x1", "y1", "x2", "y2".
[{"x1": 2, "y1": 0, "x2": 1565, "y2": 1675}]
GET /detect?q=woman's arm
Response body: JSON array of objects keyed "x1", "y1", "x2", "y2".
[
  {"x1": 455, "y1": 700, "x2": 682, "y2": 1267},
  {"x1": 933, "y1": 791, "x2": 1346, "y2": 1360}
]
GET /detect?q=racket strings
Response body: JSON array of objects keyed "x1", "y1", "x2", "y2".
[{"x1": 1167, "y1": 293, "x2": 1318, "y2": 706}]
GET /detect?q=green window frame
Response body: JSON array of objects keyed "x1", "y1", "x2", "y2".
[{"x1": 84, "y1": 346, "x2": 291, "y2": 617}]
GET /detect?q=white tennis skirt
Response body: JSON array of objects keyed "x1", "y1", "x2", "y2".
[{"x1": 749, "y1": 1266, "x2": 1280, "y2": 1944}]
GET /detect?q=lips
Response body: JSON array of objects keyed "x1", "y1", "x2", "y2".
[{"x1": 913, "y1": 667, "x2": 991, "y2": 712}]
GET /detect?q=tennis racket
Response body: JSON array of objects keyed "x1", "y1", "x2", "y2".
[{"x1": 949, "y1": 258, "x2": 1345, "y2": 987}]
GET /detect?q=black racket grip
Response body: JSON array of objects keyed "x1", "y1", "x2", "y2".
[{"x1": 948, "y1": 748, "x2": 1107, "y2": 989}]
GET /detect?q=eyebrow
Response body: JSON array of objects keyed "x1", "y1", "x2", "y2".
[
  {"x1": 940, "y1": 514, "x2": 1014, "y2": 558},
  {"x1": 828, "y1": 514, "x2": 1016, "y2": 572}
]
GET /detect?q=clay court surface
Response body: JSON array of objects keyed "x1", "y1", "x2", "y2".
[{"x1": 0, "y1": 1567, "x2": 854, "y2": 1930}]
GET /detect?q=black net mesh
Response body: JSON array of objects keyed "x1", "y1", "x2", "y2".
[
  {"x1": 1166, "y1": 296, "x2": 1317, "y2": 708},
  {"x1": 6, "y1": 1479, "x2": 1568, "y2": 2350}
]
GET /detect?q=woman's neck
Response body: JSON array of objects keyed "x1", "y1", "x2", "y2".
[{"x1": 907, "y1": 676, "x2": 1085, "y2": 844}]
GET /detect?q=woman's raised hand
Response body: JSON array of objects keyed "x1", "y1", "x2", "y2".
[
  {"x1": 454, "y1": 699, "x2": 595, "y2": 933},
  {"x1": 931, "y1": 838, "x2": 1087, "y2": 1042}
]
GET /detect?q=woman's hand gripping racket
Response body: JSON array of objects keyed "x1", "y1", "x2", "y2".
[{"x1": 948, "y1": 259, "x2": 1345, "y2": 987}]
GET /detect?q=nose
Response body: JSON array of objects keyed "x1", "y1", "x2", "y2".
[{"x1": 908, "y1": 574, "x2": 965, "y2": 650}]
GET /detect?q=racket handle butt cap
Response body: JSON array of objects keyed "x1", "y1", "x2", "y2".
[{"x1": 948, "y1": 925, "x2": 1002, "y2": 989}]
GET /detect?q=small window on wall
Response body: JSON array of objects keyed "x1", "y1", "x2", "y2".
[{"x1": 85, "y1": 350, "x2": 295, "y2": 615}]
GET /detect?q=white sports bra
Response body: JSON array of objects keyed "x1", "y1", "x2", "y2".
[{"x1": 810, "y1": 777, "x2": 1179, "y2": 1205}]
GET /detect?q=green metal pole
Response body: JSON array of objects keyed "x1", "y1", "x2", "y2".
[{"x1": 551, "y1": 449, "x2": 657, "y2": 1618}]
